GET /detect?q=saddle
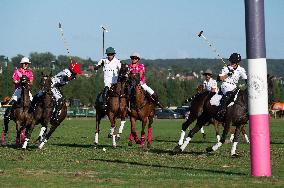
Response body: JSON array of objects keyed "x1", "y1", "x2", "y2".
[{"x1": 210, "y1": 89, "x2": 239, "y2": 107}]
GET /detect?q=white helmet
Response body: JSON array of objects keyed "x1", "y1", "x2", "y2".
[
  {"x1": 20, "y1": 57, "x2": 31, "y2": 64},
  {"x1": 130, "y1": 52, "x2": 141, "y2": 59}
]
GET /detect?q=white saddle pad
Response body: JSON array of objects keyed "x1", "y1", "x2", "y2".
[{"x1": 210, "y1": 93, "x2": 222, "y2": 106}]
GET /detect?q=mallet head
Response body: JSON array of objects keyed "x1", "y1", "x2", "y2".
[{"x1": 198, "y1": 31, "x2": 203, "y2": 37}]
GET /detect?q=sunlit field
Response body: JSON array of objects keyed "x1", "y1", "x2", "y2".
[{"x1": 0, "y1": 118, "x2": 283, "y2": 187}]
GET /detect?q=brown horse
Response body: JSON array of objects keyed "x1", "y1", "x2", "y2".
[
  {"x1": 37, "y1": 74, "x2": 67, "y2": 149},
  {"x1": 184, "y1": 86, "x2": 250, "y2": 143},
  {"x1": 128, "y1": 73, "x2": 156, "y2": 148},
  {"x1": 31, "y1": 73, "x2": 54, "y2": 145},
  {"x1": 8, "y1": 75, "x2": 34, "y2": 149},
  {"x1": 94, "y1": 63, "x2": 129, "y2": 147},
  {"x1": 174, "y1": 75, "x2": 274, "y2": 157}
]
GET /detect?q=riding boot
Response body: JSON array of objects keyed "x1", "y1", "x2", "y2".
[
  {"x1": 215, "y1": 92, "x2": 233, "y2": 121},
  {"x1": 29, "y1": 92, "x2": 43, "y2": 112},
  {"x1": 150, "y1": 93, "x2": 164, "y2": 109},
  {"x1": 4, "y1": 100, "x2": 16, "y2": 121},
  {"x1": 102, "y1": 86, "x2": 109, "y2": 110},
  {"x1": 51, "y1": 98, "x2": 64, "y2": 124}
]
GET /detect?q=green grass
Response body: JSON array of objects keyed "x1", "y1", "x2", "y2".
[{"x1": 0, "y1": 118, "x2": 283, "y2": 187}]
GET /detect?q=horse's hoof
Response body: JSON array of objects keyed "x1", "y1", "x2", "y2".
[
  {"x1": 172, "y1": 145, "x2": 182, "y2": 154},
  {"x1": 128, "y1": 141, "x2": 133, "y2": 147},
  {"x1": 107, "y1": 134, "x2": 112, "y2": 138},
  {"x1": 116, "y1": 135, "x2": 120, "y2": 141},
  {"x1": 1, "y1": 141, "x2": 6, "y2": 146},
  {"x1": 135, "y1": 139, "x2": 141, "y2": 145},
  {"x1": 231, "y1": 153, "x2": 239, "y2": 158},
  {"x1": 34, "y1": 137, "x2": 42, "y2": 145},
  {"x1": 206, "y1": 147, "x2": 214, "y2": 153},
  {"x1": 202, "y1": 133, "x2": 206, "y2": 140}
]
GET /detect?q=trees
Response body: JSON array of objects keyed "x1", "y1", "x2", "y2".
[{"x1": 0, "y1": 52, "x2": 283, "y2": 106}]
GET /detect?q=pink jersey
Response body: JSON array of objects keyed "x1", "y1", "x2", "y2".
[
  {"x1": 12, "y1": 68, "x2": 33, "y2": 88},
  {"x1": 129, "y1": 63, "x2": 145, "y2": 84}
]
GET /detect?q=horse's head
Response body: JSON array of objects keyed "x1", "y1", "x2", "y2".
[
  {"x1": 129, "y1": 72, "x2": 141, "y2": 87},
  {"x1": 118, "y1": 63, "x2": 130, "y2": 81},
  {"x1": 20, "y1": 75, "x2": 30, "y2": 87},
  {"x1": 40, "y1": 72, "x2": 53, "y2": 93}
]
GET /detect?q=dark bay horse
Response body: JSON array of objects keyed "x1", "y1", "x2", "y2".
[
  {"x1": 32, "y1": 73, "x2": 54, "y2": 145},
  {"x1": 184, "y1": 84, "x2": 250, "y2": 143},
  {"x1": 128, "y1": 73, "x2": 156, "y2": 148},
  {"x1": 8, "y1": 76, "x2": 34, "y2": 149},
  {"x1": 174, "y1": 75, "x2": 274, "y2": 157},
  {"x1": 37, "y1": 74, "x2": 67, "y2": 149},
  {"x1": 94, "y1": 63, "x2": 129, "y2": 147}
]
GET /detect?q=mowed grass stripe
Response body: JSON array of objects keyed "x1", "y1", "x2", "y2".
[{"x1": 0, "y1": 118, "x2": 283, "y2": 187}]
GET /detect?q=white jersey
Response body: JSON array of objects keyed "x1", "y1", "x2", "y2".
[
  {"x1": 98, "y1": 57, "x2": 121, "y2": 87},
  {"x1": 219, "y1": 65, "x2": 247, "y2": 94},
  {"x1": 203, "y1": 78, "x2": 218, "y2": 92},
  {"x1": 51, "y1": 69, "x2": 73, "y2": 88}
]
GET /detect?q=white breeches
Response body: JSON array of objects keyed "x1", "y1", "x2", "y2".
[
  {"x1": 104, "y1": 76, "x2": 118, "y2": 88},
  {"x1": 141, "y1": 83, "x2": 154, "y2": 95},
  {"x1": 220, "y1": 82, "x2": 236, "y2": 95},
  {"x1": 12, "y1": 88, "x2": 33, "y2": 101},
  {"x1": 51, "y1": 87, "x2": 62, "y2": 101}
]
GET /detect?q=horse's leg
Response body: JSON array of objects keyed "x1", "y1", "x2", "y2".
[
  {"x1": 109, "y1": 113, "x2": 117, "y2": 147},
  {"x1": 241, "y1": 125, "x2": 250, "y2": 143},
  {"x1": 94, "y1": 112, "x2": 101, "y2": 148},
  {"x1": 117, "y1": 117, "x2": 126, "y2": 139},
  {"x1": 140, "y1": 118, "x2": 147, "y2": 148},
  {"x1": 22, "y1": 122, "x2": 35, "y2": 149},
  {"x1": 38, "y1": 122, "x2": 59, "y2": 149},
  {"x1": 15, "y1": 121, "x2": 21, "y2": 147},
  {"x1": 20, "y1": 128, "x2": 25, "y2": 143},
  {"x1": 200, "y1": 126, "x2": 206, "y2": 139},
  {"x1": 147, "y1": 116, "x2": 153, "y2": 149},
  {"x1": 36, "y1": 125, "x2": 47, "y2": 144},
  {"x1": 229, "y1": 127, "x2": 235, "y2": 143},
  {"x1": 207, "y1": 121, "x2": 231, "y2": 153},
  {"x1": 129, "y1": 116, "x2": 140, "y2": 146},
  {"x1": 179, "y1": 114, "x2": 210, "y2": 152},
  {"x1": 231, "y1": 125, "x2": 242, "y2": 157},
  {"x1": 213, "y1": 121, "x2": 221, "y2": 142},
  {"x1": 1, "y1": 117, "x2": 10, "y2": 145},
  {"x1": 177, "y1": 113, "x2": 197, "y2": 146}
]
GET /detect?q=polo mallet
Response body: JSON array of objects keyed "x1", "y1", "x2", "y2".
[
  {"x1": 58, "y1": 22, "x2": 72, "y2": 61},
  {"x1": 198, "y1": 31, "x2": 228, "y2": 67},
  {"x1": 1, "y1": 104, "x2": 12, "y2": 108},
  {"x1": 101, "y1": 25, "x2": 108, "y2": 57}
]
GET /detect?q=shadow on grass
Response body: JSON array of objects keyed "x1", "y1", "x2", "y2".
[
  {"x1": 51, "y1": 143, "x2": 123, "y2": 149},
  {"x1": 89, "y1": 157, "x2": 246, "y2": 176},
  {"x1": 1, "y1": 142, "x2": 40, "y2": 149},
  {"x1": 148, "y1": 147, "x2": 208, "y2": 156},
  {"x1": 154, "y1": 138, "x2": 216, "y2": 144},
  {"x1": 270, "y1": 142, "x2": 284, "y2": 145}
]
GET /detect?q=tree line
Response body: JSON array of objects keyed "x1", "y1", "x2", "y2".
[{"x1": 0, "y1": 52, "x2": 284, "y2": 106}]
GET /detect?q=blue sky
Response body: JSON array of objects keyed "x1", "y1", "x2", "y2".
[{"x1": 0, "y1": 0, "x2": 283, "y2": 60}]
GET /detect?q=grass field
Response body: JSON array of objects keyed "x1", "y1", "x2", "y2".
[{"x1": 0, "y1": 118, "x2": 283, "y2": 187}]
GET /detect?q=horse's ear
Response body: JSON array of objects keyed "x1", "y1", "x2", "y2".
[{"x1": 41, "y1": 72, "x2": 44, "y2": 76}]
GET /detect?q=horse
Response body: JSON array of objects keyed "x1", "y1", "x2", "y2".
[
  {"x1": 174, "y1": 75, "x2": 274, "y2": 157},
  {"x1": 184, "y1": 86, "x2": 250, "y2": 143},
  {"x1": 37, "y1": 74, "x2": 67, "y2": 149},
  {"x1": 31, "y1": 72, "x2": 54, "y2": 144},
  {"x1": 8, "y1": 75, "x2": 34, "y2": 148},
  {"x1": 127, "y1": 72, "x2": 156, "y2": 148},
  {"x1": 94, "y1": 63, "x2": 130, "y2": 147}
]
